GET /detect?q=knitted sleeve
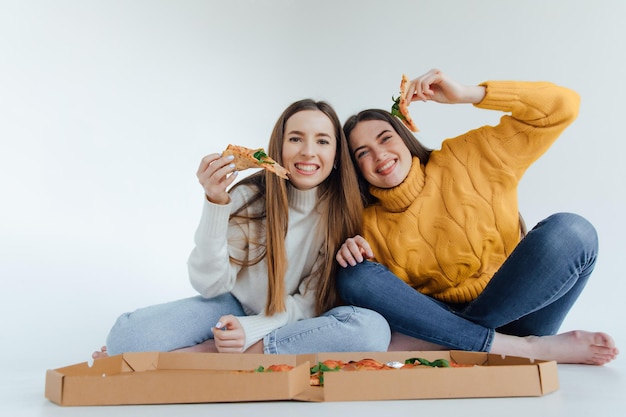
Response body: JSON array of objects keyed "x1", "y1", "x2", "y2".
[
  {"x1": 187, "y1": 185, "x2": 258, "y2": 298},
  {"x1": 460, "y1": 80, "x2": 581, "y2": 180}
]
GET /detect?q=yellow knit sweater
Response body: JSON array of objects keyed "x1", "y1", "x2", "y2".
[{"x1": 363, "y1": 81, "x2": 580, "y2": 303}]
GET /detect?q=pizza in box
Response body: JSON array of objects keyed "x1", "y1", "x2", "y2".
[{"x1": 253, "y1": 357, "x2": 472, "y2": 386}]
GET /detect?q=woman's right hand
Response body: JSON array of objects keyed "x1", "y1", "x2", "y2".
[
  {"x1": 196, "y1": 153, "x2": 238, "y2": 205},
  {"x1": 212, "y1": 315, "x2": 246, "y2": 353},
  {"x1": 336, "y1": 235, "x2": 374, "y2": 267}
]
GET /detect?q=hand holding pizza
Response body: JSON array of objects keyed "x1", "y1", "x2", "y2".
[
  {"x1": 403, "y1": 68, "x2": 485, "y2": 105},
  {"x1": 392, "y1": 69, "x2": 487, "y2": 131},
  {"x1": 196, "y1": 153, "x2": 239, "y2": 205},
  {"x1": 212, "y1": 314, "x2": 246, "y2": 353}
]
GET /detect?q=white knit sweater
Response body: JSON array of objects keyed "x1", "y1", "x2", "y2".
[{"x1": 187, "y1": 183, "x2": 324, "y2": 350}]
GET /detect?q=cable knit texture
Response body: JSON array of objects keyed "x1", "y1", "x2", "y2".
[{"x1": 364, "y1": 81, "x2": 580, "y2": 303}]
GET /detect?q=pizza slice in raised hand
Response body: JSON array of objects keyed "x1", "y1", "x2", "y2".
[
  {"x1": 222, "y1": 144, "x2": 289, "y2": 179},
  {"x1": 391, "y1": 73, "x2": 419, "y2": 132}
]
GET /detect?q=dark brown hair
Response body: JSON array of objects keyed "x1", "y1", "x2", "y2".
[
  {"x1": 344, "y1": 109, "x2": 528, "y2": 237},
  {"x1": 343, "y1": 109, "x2": 432, "y2": 205}
]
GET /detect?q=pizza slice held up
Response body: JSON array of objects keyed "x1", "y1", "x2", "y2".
[
  {"x1": 391, "y1": 73, "x2": 419, "y2": 132},
  {"x1": 222, "y1": 144, "x2": 289, "y2": 179}
]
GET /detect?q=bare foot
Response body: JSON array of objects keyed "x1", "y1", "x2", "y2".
[
  {"x1": 492, "y1": 330, "x2": 619, "y2": 365},
  {"x1": 388, "y1": 331, "x2": 446, "y2": 352},
  {"x1": 92, "y1": 346, "x2": 109, "y2": 360}
]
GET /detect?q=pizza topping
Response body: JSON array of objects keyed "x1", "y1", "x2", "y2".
[
  {"x1": 255, "y1": 364, "x2": 294, "y2": 372},
  {"x1": 308, "y1": 357, "x2": 468, "y2": 386},
  {"x1": 252, "y1": 149, "x2": 275, "y2": 165},
  {"x1": 250, "y1": 357, "x2": 472, "y2": 387},
  {"x1": 385, "y1": 361, "x2": 405, "y2": 369},
  {"x1": 405, "y1": 357, "x2": 451, "y2": 368},
  {"x1": 391, "y1": 96, "x2": 406, "y2": 121},
  {"x1": 310, "y1": 361, "x2": 343, "y2": 386}
]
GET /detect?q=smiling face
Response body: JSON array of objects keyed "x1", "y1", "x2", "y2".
[
  {"x1": 348, "y1": 119, "x2": 413, "y2": 189},
  {"x1": 281, "y1": 109, "x2": 337, "y2": 190}
]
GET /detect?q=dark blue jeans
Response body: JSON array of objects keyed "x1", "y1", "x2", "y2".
[{"x1": 336, "y1": 213, "x2": 598, "y2": 352}]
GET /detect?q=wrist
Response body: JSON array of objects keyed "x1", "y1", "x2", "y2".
[
  {"x1": 206, "y1": 193, "x2": 230, "y2": 205},
  {"x1": 465, "y1": 85, "x2": 486, "y2": 104}
]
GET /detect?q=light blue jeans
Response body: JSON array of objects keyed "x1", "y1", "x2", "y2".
[
  {"x1": 337, "y1": 213, "x2": 597, "y2": 352},
  {"x1": 105, "y1": 293, "x2": 391, "y2": 355}
]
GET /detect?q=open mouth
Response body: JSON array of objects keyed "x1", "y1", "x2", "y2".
[
  {"x1": 376, "y1": 159, "x2": 396, "y2": 174},
  {"x1": 294, "y1": 163, "x2": 319, "y2": 174}
]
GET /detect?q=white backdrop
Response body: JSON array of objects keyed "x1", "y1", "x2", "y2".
[{"x1": 1, "y1": 0, "x2": 624, "y2": 374}]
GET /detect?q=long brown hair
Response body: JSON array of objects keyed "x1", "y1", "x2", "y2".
[
  {"x1": 229, "y1": 99, "x2": 363, "y2": 315},
  {"x1": 343, "y1": 109, "x2": 432, "y2": 206}
]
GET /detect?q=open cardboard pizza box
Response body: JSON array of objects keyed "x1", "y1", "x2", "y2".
[
  {"x1": 45, "y1": 351, "x2": 310, "y2": 406},
  {"x1": 45, "y1": 350, "x2": 558, "y2": 406},
  {"x1": 295, "y1": 350, "x2": 559, "y2": 402}
]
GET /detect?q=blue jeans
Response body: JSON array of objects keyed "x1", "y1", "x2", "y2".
[
  {"x1": 336, "y1": 213, "x2": 597, "y2": 352},
  {"x1": 106, "y1": 293, "x2": 390, "y2": 355}
]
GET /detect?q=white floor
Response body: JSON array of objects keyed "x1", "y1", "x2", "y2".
[{"x1": 3, "y1": 358, "x2": 624, "y2": 417}]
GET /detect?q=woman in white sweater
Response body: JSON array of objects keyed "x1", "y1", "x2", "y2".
[{"x1": 95, "y1": 99, "x2": 390, "y2": 356}]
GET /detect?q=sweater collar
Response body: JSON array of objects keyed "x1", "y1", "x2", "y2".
[
  {"x1": 369, "y1": 156, "x2": 425, "y2": 212},
  {"x1": 287, "y1": 186, "x2": 319, "y2": 214}
]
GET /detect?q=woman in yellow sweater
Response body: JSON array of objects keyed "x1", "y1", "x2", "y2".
[{"x1": 336, "y1": 68, "x2": 619, "y2": 365}]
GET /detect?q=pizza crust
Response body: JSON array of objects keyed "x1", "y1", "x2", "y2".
[{"x1": 398, "y1": 74, "x2": 419, "y2": 132}]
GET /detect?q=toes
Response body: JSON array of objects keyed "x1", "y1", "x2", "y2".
[
  {"x1": 92, "y1": 346, "x2": 109, "y2": 360},
  {"x1": 593, "y1": 332, "x2": 615, "y2": 348}
]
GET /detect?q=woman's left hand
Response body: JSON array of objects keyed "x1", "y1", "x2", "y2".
[
  {"x1": 212, "y1": 315, "x2": 246, "y2": 353},
  {"x1": 336, "y1": 235, "x2": 374, "y2": 267}
]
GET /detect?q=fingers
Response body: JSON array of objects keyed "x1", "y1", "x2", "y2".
[
  {"x1": 212, "y1": 315, "x2": 246, "y2": 353},
  {"x1": 197, "y1": 153, "x2": 238, "y2": 204},
  {"x1": 213, "y1": 315, "x2": 241, "y2": 332},
  {"x1": 406, "y1": 68, "x2": 443, "y2": 103},
  {"x1": 408, "y1": 82, "x2": 430, "y2": 102},
  {"x1": 336, "y1": 235, "x2": 374, "y2": 267},
  {"x1": 196, "y1": 153, "x2": 220, "y2": 177}
]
